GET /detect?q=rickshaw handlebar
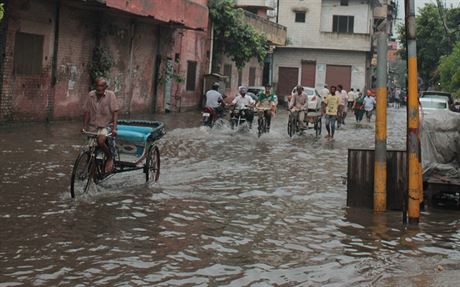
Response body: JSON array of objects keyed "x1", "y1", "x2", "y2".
[{"x1": 81, "y1": 129, "x2": 113, "y2": 137}]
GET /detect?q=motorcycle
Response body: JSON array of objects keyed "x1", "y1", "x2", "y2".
[
  {"x1": 202, "y1": 106, "x2": 217, "y2": 128},
  {"x1": 202, "y1": 106, "x2": 226, "y2": 128},
  {"x1": 230, "y1": 107, "x2": 254, "y2": 130}
]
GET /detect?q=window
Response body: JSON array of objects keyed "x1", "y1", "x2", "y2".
[
  {"x1": 332, "y1": 15, "x2": 354, "y2": 34},
  {"x1": 249, "y1": 67, "x2": 256, "y2": 86},
  {"x1": 186, "y1": 61, "x2": 197, "y2": 91},
  {"x1": 295, "y1": 11, "x2": 306, "y2": 23},
  {"x1": 340, "y1": 0, "x2": 349, "y2": 6},
  {"x1": 14, "y1": 32, "x2": 44, "y2": 75},
  {"x1": 223, "y1": 64, "x2": 232, "y2": 89}
]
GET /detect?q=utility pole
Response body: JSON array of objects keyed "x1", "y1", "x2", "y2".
[
  {"x1": 374, "y1": 0, "x2": 388, "y2": 212},
  {"x1": 405, "y1": 0, "x2": 422, "y2": 225}
]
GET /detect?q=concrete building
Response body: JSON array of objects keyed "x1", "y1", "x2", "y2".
[
  {"x1": 0, "y1": 0, "x2": 208, "y2": 121},
  {"x1": 215, "y1": 0, "x2": 286, "y2": 100},
  {"x1": 273, "y1": 0, "x2": 380, "y2": 99}
]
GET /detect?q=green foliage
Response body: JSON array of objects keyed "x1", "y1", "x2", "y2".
[
  {"x1": 397, "y1": 4, "x2": 460, "y2": 86},
  {"x1": 208, "y1": 0, "x2": 268, "y2": 70},
  {"x1": 89, "y1": 46, "x2": 113, "y2": 85},
  {"x1": 439, "y1": 41, "x2": 460, "y2": 98},
  {"x1": 158, "y1": 57, "x2": 185, "y2": 86},
  {"x1": 0, "y1": 3, "x2": 4, "y2": 21}
]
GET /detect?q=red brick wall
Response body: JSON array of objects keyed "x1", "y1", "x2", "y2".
[
  {"x1": 172, "y1": 29, "x2": 209, "y2": 111},
  {"x1": 1, "y1": 0, "x2": 212, "y2": 121},
  {"x1": 1, "y1": 0, "x2": 55, "y2": 121},
  {"x1": 53, "y1": 3, "x2": 95, "y2": 119},
  {"x1": 152, "y1": 27, "x2": 210, "y2": 112}
]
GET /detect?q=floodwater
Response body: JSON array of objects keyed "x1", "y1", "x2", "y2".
[{"x1": 1, "y1": 109, "x2": 460, "y2": 286}]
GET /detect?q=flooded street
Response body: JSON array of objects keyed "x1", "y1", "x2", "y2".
[{"x1": 1, "y1": 109, "x2": 460, "y2": 286}]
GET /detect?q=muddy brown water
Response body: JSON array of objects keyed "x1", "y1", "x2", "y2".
[{"x1": 1, "y1": 109, "x2": 460, "y2": 286}]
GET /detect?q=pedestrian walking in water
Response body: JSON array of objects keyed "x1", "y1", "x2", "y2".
[
  {"x1": 324, "y1": 86, "x2": 340, "y2": 140},
  {"x1": 337, "y1": 85, "x2": 348, "y2": 126},
  {"x1": 364, "y1": 90, "x2": 376, "y2": 122},
  {"x1": 353, "y1": 92, "x2": 365, "y2": 125},
  {"x1": 394, "y1": 88, "x2": 401, "y2": 109},
  {"x1": 347, "y1": 88, "x2": 355, "y2": 109}
]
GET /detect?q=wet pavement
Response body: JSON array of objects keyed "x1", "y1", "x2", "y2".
[{"x1": 1, "y1": 109, "x2": 460, "y2": 286}]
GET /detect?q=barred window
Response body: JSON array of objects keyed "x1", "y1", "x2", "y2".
[
  {"x1": 333, "y1": 15, "x2": 354, "y2": 34},
  {"x1": 14, "y1": 32, "x2": 44, "y2": 75}
]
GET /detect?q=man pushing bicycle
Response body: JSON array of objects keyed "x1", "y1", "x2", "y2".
[{"x1": 289, "y1": 85, "x2": 309, "y2": 130}]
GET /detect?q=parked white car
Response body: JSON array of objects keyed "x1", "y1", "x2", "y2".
[
  {"x1": 420, "y1": 97, "x2": 449, "y2": 111},
  {"x1": 287, "y1": 86, "x2": 322, "y2": 111}
]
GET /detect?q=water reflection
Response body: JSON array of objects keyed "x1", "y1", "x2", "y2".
[{"x1": 1, "y1": 109, "x2": 459, "y2": 285}]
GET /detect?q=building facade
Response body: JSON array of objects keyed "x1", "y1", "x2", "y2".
[
  {"x1": 215, "y1": 0, "x2": 286, "y2": 100},
  {"x1": 0, "y1": 0, "x2": 209, "y2": 122},
  {"x1": 273, "y1": 0, "x2": 380, "y2": 99}
]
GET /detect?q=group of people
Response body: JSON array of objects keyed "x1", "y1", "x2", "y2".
[
  {"x1": 321, "y1": 85, "x2": 376, "y2": 139},
  {"x1": 204, "y1": 81, "x2": 378, "y2": 140},
  {"x1": 204, "y1": 83, "x2": 277, "y2": 131},
  {"x1": 80, "y1": 77, "x2": 380, "y2": 173}
]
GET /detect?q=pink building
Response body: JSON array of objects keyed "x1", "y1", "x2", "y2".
[{"x1": 0, "y1": 0, "x2": 209, "y2": 121}]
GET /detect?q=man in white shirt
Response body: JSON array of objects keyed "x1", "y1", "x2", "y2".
[
  {"x1": 232, "y1": 86, "x2": 255, "y2": 109},
  {"x1": 231, "y1": 86, "x2": 255, "y2": 126},
  {"x1": 363, "y1": 91, "x2": 377, "y2": 122},
  {"x1": 321, "y1": 84, "x2": 330, "y2": 100},
  {"x1": 205, "y1": 82, "x2": 225, "y2": 118},
  {"x1": 347, "y1": 88, "x2": 356, "y2": 109}
]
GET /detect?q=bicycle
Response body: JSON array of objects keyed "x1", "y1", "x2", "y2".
[
  {"x1": 256, "y1": 107, "x2": 271, "y2": 138},
  {"x1": 287, "y1": 110, "x2": 301, "y2": 138},
  {"x1": 70, "y1": 121, "x2": 165, "y2": 198}
]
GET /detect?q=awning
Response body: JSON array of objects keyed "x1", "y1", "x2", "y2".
[{"x1": 104, "y1": 0, "x2": 208, "y2": 31}]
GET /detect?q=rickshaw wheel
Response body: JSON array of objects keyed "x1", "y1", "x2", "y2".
[
  {"x1": 146, "y1": 145, "x2": 160, "y2": 183},
  {"x1": 70, "y1": 151, "x2": 93, "y2": 198}
]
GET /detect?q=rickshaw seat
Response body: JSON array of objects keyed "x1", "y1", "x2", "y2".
[{"x1": 117, "y1": 125, "x2": 153, "y2": 143}]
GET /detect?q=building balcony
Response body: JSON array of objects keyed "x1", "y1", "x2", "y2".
[
  {"x1": 235, "y1": 0, "x2": 274, "y2": 10},
  {"x1": 242, "y1": 10, "x2": 287, "y2": 46},
  {"x1": 103, "y1": 0, "x2": 208, "y2": 31}
]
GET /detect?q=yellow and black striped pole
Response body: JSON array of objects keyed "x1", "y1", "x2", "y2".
[
  {"x1": 405, "y1": 0, "x2": 422, "y2": 225},
  {"x1": 374, "y1": 0, "x2": 388, "y2": 212}
]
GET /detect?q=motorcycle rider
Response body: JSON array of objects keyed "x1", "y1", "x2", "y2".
[
  {"x1": 289, "y1": 85, "x2": 308, "y2": 129},
  {"x1": 256, "y1": 84, "x2": 277, "y2": 131},
  {"x1": 205, "y1": 82, "x2": 225, "y2": 119},
  {"x1": 231, "y1": 86, "x2": 255, "y2": 126}
]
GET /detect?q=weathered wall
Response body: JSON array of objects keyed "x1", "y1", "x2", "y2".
[
  {"x1": 1, "y1": 0, "x2": 211, "y2": 121},
  {"x1": 1, "y1": 0, "x2": 55, "y2": 121},
  {"x1": 153, "y1": 27, "x2": 210, "y2": 112},
  {"x1": 53, "y1": 2, "x2": 95, "y2": 119},
  {"x1": 219, "y1": 56, "x2": 264, "y2": 102}
]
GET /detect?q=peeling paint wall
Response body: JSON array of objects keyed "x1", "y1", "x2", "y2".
[{"x1": 1, "y1": 0, "x2": 212, "y2": 121}]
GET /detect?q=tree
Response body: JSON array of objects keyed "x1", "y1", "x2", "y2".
[
  {"x1": 0, "y1": 3, "x2": 4, "y2": 21},
  {"x1": 397, "y1": 4, "x2": 460, "y2": 87},
  {"x1": 439, "y1": 41, "x2": 460, "y2": 98},
  {"x1": 208, "y1": 0, "x2": 268, "y2": 70}
]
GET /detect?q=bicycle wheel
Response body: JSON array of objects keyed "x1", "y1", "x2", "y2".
[
  {"x1": 146, "y1": 145, "x2": 160, "y2": 183},
  {"x1": 288, "y1": 120, "x2": 293, "y2": 138},
  {"x1": 70, "y1": 151, "x2": 93, "y2": 198},
  {"x1": 258, "y1": 117, "x2": 264, "y2": 138}
]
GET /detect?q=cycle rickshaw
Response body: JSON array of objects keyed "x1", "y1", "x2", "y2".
[{"x1": 70, "y1": 120, "x2": 165, "y2": 198}]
